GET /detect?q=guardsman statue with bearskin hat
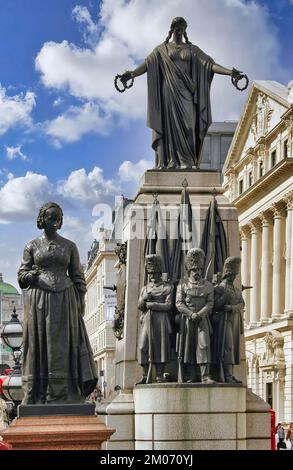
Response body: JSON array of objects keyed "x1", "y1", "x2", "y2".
[
  {"x1": 212, "y1": 256, "x2": 244, "y2": 383},
  {"x1": 137, "y1": 254, "x2": 174, "y2": 384},
  {"x1": 176, "y1": 248, "x2": 215, "y2": 384}
]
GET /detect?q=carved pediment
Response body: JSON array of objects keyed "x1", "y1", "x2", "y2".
[
  {"x1": 224, "y1": 81, "x2": 290, "y2": 174},
  {"x1": 251, "y1": 93, "x2": 273, "y2": 142}
]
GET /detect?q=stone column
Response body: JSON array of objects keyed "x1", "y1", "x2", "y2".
[
  {"x1": 272, "y1": 203, "x2": 286, "y2": 320},
  {"x1": 240, "y1": 226, "x2": 251, "y2": 325},
  {"x1": 249, "y1": 220, "x2": 261, "y2": 326},
  {"x1": 260, "y1": 212, "x2": 273, "y2": 323},
  {"x1": 285, "y1": 192, "x2": 293, "y2": 316}
]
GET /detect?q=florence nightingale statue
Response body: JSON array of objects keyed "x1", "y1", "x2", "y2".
[
  {"x1": 18, "y1": 202, "x2": 98, "y2": 405},
  {"x1": 118, "y1": 16, "x2": 245, "y2": 169}
]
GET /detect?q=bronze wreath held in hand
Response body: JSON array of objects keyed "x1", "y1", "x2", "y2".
[
  {"x1": 231, "y1": 68, "x2": 249, "y2": 91},
  {"x1": 114, "y1": 71, "x2": 134, "y2": 93}
]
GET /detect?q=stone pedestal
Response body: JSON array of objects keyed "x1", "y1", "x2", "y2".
[
  {"x1": 98, "y1": 169, "x2": 277, "y2": 450},
  {"x1": 134, "y1": 384, "x2": 271, "y2": 450},
  {"x1": 0, "y1": 404, "x2": 115, "y2": 450},
  {"x1": 97, "y1": 390, "x2": 135, "y2": 450}
]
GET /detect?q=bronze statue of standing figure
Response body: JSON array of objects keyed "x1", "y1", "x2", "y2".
[
  {"x1": 176, "y1": 248, "x2": 215, "y2": 384},
  {"x1": 117, "y1": 17, "x2": 248, "y2": 169},
  {"x1": 18, "y1": 202, "x2": 97, "y2": 404},
  {"x1": 212, "y1": 257, "x2": 244, "y2": 383},
  {"x1": 137, "y1": 254, "x2": 174, "y2": 384}
]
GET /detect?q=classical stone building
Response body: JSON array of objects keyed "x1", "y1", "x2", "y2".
[
  {"x1": 223, "y1": 80, "x2": 293, "y2": 423},
  {"x1": 0, "y1": 273, "x2": 23, "y2": 372},
  {"x1": 201, "y1": 121, "x2": 237, "y2": 176},
  {"x1": 84, "y1": 239, "x2": 117, "y2": 398}
]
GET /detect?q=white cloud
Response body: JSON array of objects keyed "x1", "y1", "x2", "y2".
[
  {"x1": 57, "y1": 166, "x2": 119, "y2": 205},
  {"x1": 118, "y1": 158, "x2": 153, "y2": 183},
  {"x1": 72, "y1": 5, "x2": 100, "y2": 46},
  {"x1": 0, "y1": 163, "x2": 135, "y2": 225},
  {"x1": 5, "y1": 145, "x2": 28, "y2": 161},
  {"x1": 0, "y1": 84, "x2": 36, "y2": 135},
  {"x1": 0, "y1": 171, "x2": 52, "y2": 222},
  {"x1": 61, "y1": 214, "x2": 94, "y2": 248},
  {"x1": 46, "y1": 102, "x2": 111, "y2": 144}
]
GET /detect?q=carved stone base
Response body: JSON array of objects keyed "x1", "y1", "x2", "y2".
[
  {"x1": 0, "y1": 414, "x2": 115, "y2": 450},
  {"x1": 134, "y1": 384, "x2": 271, "y2": 450}
]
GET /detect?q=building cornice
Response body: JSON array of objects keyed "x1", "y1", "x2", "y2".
[
  {"x1": 245, "y1": 318, "x2": 293, "y2": 339},
  {"x1": 85, "y1": 250, "x2": 117, "y2": 282},
  {"x1": 233, "y1": 158, "x2": 293, "y2": 212}
]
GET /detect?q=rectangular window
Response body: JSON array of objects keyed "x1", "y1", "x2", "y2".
[
  {"x1": 271, "y1": 150, "x2": 276, "y2": 168},
  {"x1": 259, "y1": 161, "x2": 264, "y2": 177},
  {"x1": 266, "y1": 382, "x2": 273, "y2": 409},
  {"x1": 248, "y1": 171, "x2": 253, "y2": 187},
  {"x1": 238, "y1": 179, "x2": 243, "y2": 195},
  {"x1": 284, "y1": 139, "x2": 288, "y2": 159}
]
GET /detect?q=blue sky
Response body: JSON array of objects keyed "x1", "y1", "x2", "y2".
[{"x1": 0, "y1": 0, "x2": 292, "y2": 287}]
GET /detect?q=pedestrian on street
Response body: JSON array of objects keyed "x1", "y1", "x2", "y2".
[
  {"x1": 286, "y1": 422, "x2": 293, "y2": 450},
  {"x1": 276, "y1": 423, "x2": 286, "y2": 450}
]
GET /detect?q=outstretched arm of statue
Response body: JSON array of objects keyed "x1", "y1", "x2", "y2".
[
  {"x1": 212, "y1": 63, "x2": 241, "y2": 77},
  {"x1": 120, "y1": 62, "x2": 147, "y2": 83}
]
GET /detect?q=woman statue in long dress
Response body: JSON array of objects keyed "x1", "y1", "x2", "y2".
[
  {"x1": 18, "y1": 202, "x2": 97, "y2": 404},
  {"x1": 119, "y1": 17, "x2": 244, "y2": 169}
]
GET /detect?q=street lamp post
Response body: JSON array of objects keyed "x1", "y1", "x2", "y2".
[{"x1": 0, "y1": 304, "x2": 23, "y2": 414}]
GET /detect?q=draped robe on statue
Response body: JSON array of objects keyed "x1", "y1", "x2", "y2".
[
  {"x1": 18, "y1": 235, "x2": 97, "y2": 404},
  {"x1": 145, "y1": 43, "x2": 214, "y2": 169}
]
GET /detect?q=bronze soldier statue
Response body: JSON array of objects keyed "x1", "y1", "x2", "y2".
[
  {"x1": 213, "y1": 257, "x2": 244, "y2": 383},
  {"x1": 176, "y1": 248, "x2": 215, "y2": 383},
  {"x1": 137, "y1": 254, "x2": 174, "y2": 384}
]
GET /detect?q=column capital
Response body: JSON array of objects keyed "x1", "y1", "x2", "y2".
[
  {"x1": 249, "y1": 218, "x2": 261, "y2": 233},
  {"x1": 284, "y1": 191, "x2": 293, "y2": 210},
  {"x1": 240, "y1": 225, "x2": 251, "y2": 239},
  {"x1": 259, "y1": 210, "x2": 273, "y2": 227},
  {"x1": 272, "y1": 201, "x2": 286, "y2": 219}
]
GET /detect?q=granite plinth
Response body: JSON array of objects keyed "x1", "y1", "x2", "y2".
[
  {"x1": 0, "y1": 414, "x2": 115, "y2": 450},
  {"x1": 136, "y1": 170, "x2": 225, "y2": 196},
  {"x1": 18, "y1": 402, "x2": 95, "y2": 417}
]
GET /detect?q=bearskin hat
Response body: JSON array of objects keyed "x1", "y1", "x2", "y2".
[
  {"x1": 145, "y1": 254, "x2": 162, "y2": 273},
  {"x1": 185, "y1": 248, "x2": 205, "y2": 272},
  {"x1": 223, "y1": 256, "x2": 241, "y2": 276}
]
